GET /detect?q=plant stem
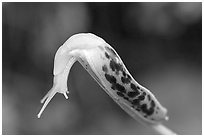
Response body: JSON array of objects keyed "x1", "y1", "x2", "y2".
[{"x1": 151, "y1": 124, "x2": 177, "y2": 135}]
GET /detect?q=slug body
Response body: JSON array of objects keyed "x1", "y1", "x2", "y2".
[{"x1": 38, "y1": 33, "x2": 168, "y2": 124}]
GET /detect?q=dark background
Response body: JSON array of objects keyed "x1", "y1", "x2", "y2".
[{"x1": 2, "y1": 2, "x2": 202, "y2": 135}]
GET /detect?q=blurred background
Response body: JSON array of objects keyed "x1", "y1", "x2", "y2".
[{"x1": 2, "y1": 2, "x2": 201, "y2": 135}]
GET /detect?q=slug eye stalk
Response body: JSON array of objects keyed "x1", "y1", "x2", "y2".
[{"x1": 37, "y1": 33, "x2": 176, "y2": 135}]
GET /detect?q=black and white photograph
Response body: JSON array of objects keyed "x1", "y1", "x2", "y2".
[{"x1": 2, "y1": 2, "x2": 202, "y2": 135}]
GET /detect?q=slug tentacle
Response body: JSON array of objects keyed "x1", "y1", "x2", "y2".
[
  {"x1": 38, "y1": 33, "x2": 168, "y2": 125},
  {"x1": 38, "y1": 56, "x2": 77, "y2": 118}
]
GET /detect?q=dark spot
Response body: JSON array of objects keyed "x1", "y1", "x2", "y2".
[
  {"x1": 130, "y1": 83, "x2": 140, "y2": 94},
  {"x1": 105, "y1": 52, "x2": 110, "y2": 59},
  {"x1": 110, "y1": 59, "x2": 123, "y2": 74},
  {"x1": 105, "y1": 46, "x2": 117, "y2": 56},
  {"x1": 141, "y1": 104, "x2": 147, "y2": 111},
  {"x1": 115, "y1": 71, "x2": 119, "y2": 75},
  {"x1": 150, "y1": 100, "x2": 156, "y2": 108},
  {"x1": 115, "y1": 83, "x2": 126, "y2": 93},
  {"x1": 138, "y1": 94, "x2": 145, "y2": 101},
  {"x1": 127, "y1": 91, "x2": 140, "y2": 98},
  {"x1": 111, "y1": 86, "x2": 116, "y2": 90},
  {"x1": 130, "y1": 83, "x2": 137, "y2": 90},
  {"x1": 106, "y1": 75, "x2": 126, "y2": 94},
  {"x1": 123, "y1": 96, "x2": 129, "y2": 100},
  {"x1": 121, "y1": 76, "x2": 131, "y2": 84},
  {"x1": 132, "y1": 99, "x2": 140, "y2": 106},
  {"x1": 136, "y1": 86, "x2": 140, "y2": 90},
  {"x1": 102, "y1": 65, "x2": 108, "y2": 73},
  {"x1": 110, "y1": 60, "x2": 116, "y2": 71},
  {"x1": 140, "y1": 104, "x2": 154, "y2": 116},
  {"x1": 127, "y1": 74, "x2": 131, "y2": 80},
  {"x1": 140, "y1": 104, "x2": 149, "y2": 114},
  {"x1": 122, "y1": 71, "x2": 127, "y2": 77},
  {"x1": 135, "y1": 108, "x2": 140, "y2": 111},
  {"x1": 105, "y1": 74, "x2": 116, "y2": 84},
  {"x1": 147, "y1": 95, "x2": 151, "y2": 101},
  {"x1": 116, "y1": 92, "x2": 124, "y2": 97}
]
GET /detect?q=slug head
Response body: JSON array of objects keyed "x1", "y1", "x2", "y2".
[{"x1": 38, "y1": 33, "x2": 106, "y2": 118}]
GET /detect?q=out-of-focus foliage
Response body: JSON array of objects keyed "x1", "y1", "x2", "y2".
[{"x1": 2, "y1": 2, "x2": 201, "y2": 135}]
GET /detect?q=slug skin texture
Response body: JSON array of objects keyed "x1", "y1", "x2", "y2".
[{"x1": 38, "y1": 33, "x2": 168, "y2": 125}]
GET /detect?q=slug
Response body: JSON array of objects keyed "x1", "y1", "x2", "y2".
[{"x1": 37, "y1": 33, "x2": 168, "y2": 124}]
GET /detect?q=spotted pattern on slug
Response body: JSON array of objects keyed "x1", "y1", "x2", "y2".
[
  {"x1": 104, "y1": 73, "x2": 116, "y2": 84},
  {"x1": 101, "y1": 46, "x2": 159, "y2": 120},
  {"x1": 116, "y1": 92, "x2": 124, "y2": 97},
  {"x1": 102, "y1": 65, "x2": 108, "y2": 73},
  {"x1": 127, "y1": 90, "x2": 139, "y2": 98},
  {"x1": 105, "y1": 52, "x2": 110, "y2": 59},
  {"x1": 121, "y1": 76, "x2": 131, "y2": 84},
  {"x1": 147, "y1": 94, "x2": 151, "y2": 101}
]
